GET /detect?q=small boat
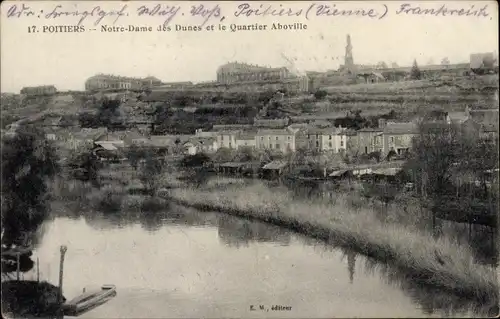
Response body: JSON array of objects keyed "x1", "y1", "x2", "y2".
[{"x1": 63, "y1": 284, "x2": 117, "y2": 316}]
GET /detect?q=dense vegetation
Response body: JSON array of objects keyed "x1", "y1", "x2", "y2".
[
  {"x1": 1, "y1": 127, "x2": 59, "y2": 245},
  {"x1": 1, "y1": 126, "x2": 59, "y2": 271},
  {"x1": 403, "y1": 123, "x2": 499, "y2": 227}
]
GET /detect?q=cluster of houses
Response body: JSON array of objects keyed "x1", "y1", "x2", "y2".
[
  {"x1": 41, "y1": 105, "x2": 498, "y2": 164},
  {"x1": 180, "y1": 106, "x2": 498, "y2": 158}
]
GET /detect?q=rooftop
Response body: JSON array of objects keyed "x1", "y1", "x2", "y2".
[
  {"x1": 383, "y1": 122, "x2": 419, "y2": 135},
  {"x1": 212, "y1": 124, "x2": 253, "y2": 131},
  {"x1": 257, "y1": 129, "x2": 295, "y2": 136},
  {"x1": 237, "y1": 132, "x2": 257, "y2": 140},
  {"x1": 263, "y1": 160, "x2": 288, "y2": 170},
  {"x1": 447, "y1": 111, "x2": 469, "y2": 123},
  {"x1": 358, "y1": 127, "x2": 383, "y2": 132}
]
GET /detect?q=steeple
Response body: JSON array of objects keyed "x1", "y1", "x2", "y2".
[{"x1": 345, "y1": 34, "x2": 354, "y2": 71}]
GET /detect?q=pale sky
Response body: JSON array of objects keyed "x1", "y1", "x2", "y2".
[{"x1": 1, "y1": 0, "x2": 498, "y2": 93}]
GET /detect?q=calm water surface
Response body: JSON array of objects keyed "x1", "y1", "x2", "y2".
[{"x1": 25, "y1": 205, "x2": 496, "y2": 318}]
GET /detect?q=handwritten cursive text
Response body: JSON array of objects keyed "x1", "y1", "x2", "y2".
[
  {"x1": 234, "y1": 3, "x2": 385, "y2": 20},
  {"x1": 4, "y1": 2, "x2": 492, "y2": 27},
  {"x1": 136, "y1": 4, "x2": 181, "y2": 27},
  {"x1": 234, "y1": 3, "x2": 305, "y2": 18},
  {"x1": 395, "y1": 3, "x2": 490, "y2": 17},
  {"x1": 44, "y1": 4, "x2": 128, "y2": 26},
  {"x1": 6, "y1": 3, "x2": 36, "y2": 18},
  {"x1": 190, "y1": 4, "x2": 225, "y2": 26}
]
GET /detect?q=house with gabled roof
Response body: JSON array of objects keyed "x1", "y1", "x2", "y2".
[
  {"x1": 446, "y1": 111, "x2": 469, "y2": 125},
  {"x1": 445, "y1": 106, "x2": 499, "y2": 140},
  {"x1": 215, "y1": 130, "x2": 241, "y2": 149},
  {"x1": 468, "y1": 108, "x2": 499, "y2": 139},
  {"x1": 255, "y1": 128, "x2": 296, "y2": 154},
  {"x1": 382, "y1": 121, "x2": 419, "y2": 156},
  {"x1": 305, "y1": 126, "x2": 347, "y2": 153},
  {"x1": 235, "y1": 131, "x2": 257, "y2": 149},
  {"x1": 183, "y1": 137, "x2": 218, "y2": 155}
]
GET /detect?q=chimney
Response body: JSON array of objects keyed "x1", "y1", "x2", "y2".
[{"x1": 378, "y1": 118, "x2": 387, "y2": 128}]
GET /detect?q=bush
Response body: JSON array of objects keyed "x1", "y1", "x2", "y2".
[
  {"x1": 181, "y1": 153, "x2": 211, "y2": 168},
  {"x1": 314, "y1": 90, "x2": 328, "y2": 100}
]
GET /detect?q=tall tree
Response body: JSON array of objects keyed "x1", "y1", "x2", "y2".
[
  {"x1": 96, "y1": 98, "x2": 122, "y2": 128},
  {"x1": 1, "y1": 126, "x2": 60, "y2": 249},
  {"x1": 138, "y1": 149, "x2": 165, "y2": 194},
  {"x1": 410, "y1": 59, "x2": 422, "y2": 80}
]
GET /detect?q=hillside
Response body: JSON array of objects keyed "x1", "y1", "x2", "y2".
[
  {"x1": 2, "y1": 75, "x2": 498, "y2": 131},
  {"x1": 284, "y1": 75, "x2": 499, "y2": 120}
]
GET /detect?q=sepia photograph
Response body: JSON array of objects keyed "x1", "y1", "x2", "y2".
[{"x1": 1, "y1": 0, "x2": 499, "y2": 318}]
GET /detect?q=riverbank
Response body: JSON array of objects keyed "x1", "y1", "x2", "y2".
[{"x1": 166, "y1": 181, "x2": 498, "y2": 303}]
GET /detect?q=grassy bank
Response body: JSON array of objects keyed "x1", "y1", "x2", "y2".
[
  {"x1": 49, "y1": 177, "x2": 170, "y2": 213},
  {"x1": 167, "y1": 181, "x2": 498, "y2": 303}
]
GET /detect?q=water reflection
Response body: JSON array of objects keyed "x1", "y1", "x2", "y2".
[
  {"x1": 217, "y1": 215, "x2": 291, "y2": 248},
  {"x1": 308, "y1": 238, "x2": 499, "y2": 318},
  {"x1": 45, "y1": 201, "x2": 499, "y2": 318}
]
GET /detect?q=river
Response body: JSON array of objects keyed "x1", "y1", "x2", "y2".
[{"x1": 22, "y1": 204, "x2": 497, "y2": 318}]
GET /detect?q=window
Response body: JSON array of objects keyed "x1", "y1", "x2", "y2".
[
  {"x1": 276, "y1": 136, "x2": 279, "y2": 140},
  {"x1": 316, "y1": 141, "x2": 319, "y2": 147},
  {"x1": 329, "y1": 135, "x2": 332, "y2": 140},
  {"x1": 329, "y1": 142, "x2": 332, "y2": 148},
  {"x1": 275, "y1": 144, "x2": 280, "y2": 149},
  {"x1": 287, "y1": 136, "x2": 291, "y2": 141},
  {"x1": 316, "y1": 134, "x2": 319, "y2": 138},
  {"x1": 390, "y1": 136, "x2": 394, "y2": 143},
  {"x1": 340, "y1": 141, "x2": 344, "y2": 147},
  {"x1": 261, "y1": 137, "x2": 264, "y2": 141}
]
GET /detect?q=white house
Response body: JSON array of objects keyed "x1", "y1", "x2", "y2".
[
  {"x1": 307, "y1": 126, "x2": 347, "y2": 153},
  {"x1": 255, "y1": 128, "x2": 296, "y2": 154},
  {"x1": 216, "y1": 130, "x2": 240, "y2": 149},
  {"x1": 183, "y1": 137, "x2": 218, "y2": 155},
  {"x1": 235, "y1": 132, "x2": 257, "y2": 149}
]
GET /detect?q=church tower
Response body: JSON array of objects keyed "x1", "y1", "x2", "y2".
[{"x1": 344, "y1": 34, "x2": 354, "y2": 72}]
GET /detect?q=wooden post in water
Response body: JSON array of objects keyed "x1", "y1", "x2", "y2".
[
  {"x1": 58, "y1": 245, "x2": 68, "y2": 304},
  {"x1": 36, "y1": 257, "x2": 40, "y2": 282},
  {"x1": 16, "y1": 252, "x2": 20, "y2": 281}
]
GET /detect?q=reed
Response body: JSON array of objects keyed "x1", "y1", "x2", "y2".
[{"x1": 168, "y1": 181, "x2": 498, "y2": 302}]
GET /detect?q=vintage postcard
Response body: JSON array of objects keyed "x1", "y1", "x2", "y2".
[{"x1": 1, "y1": 0, "x2": 499, "y2": 318}]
